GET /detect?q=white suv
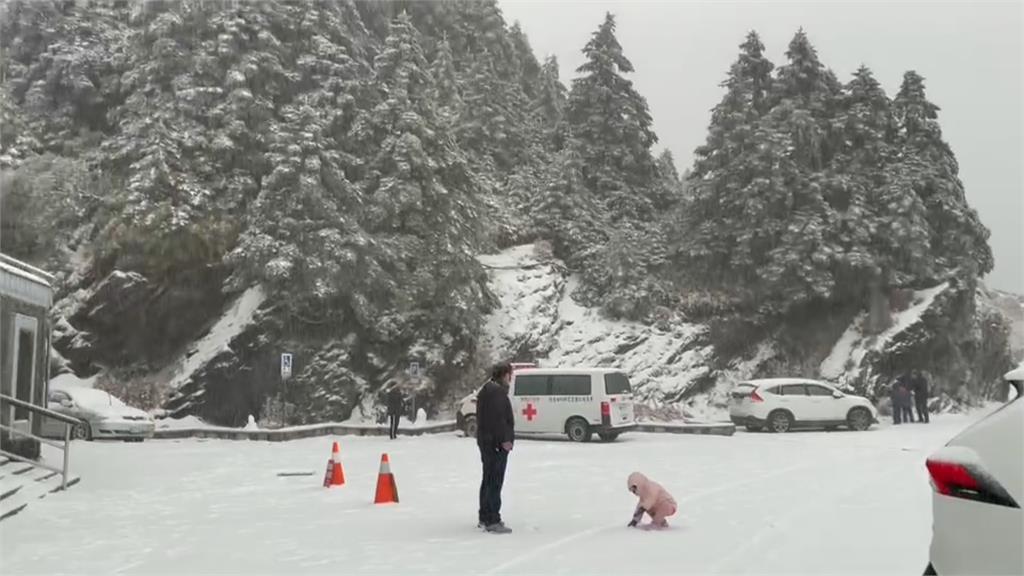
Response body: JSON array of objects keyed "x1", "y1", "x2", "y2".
[
  {"x1": 923, "y1": 367, "x2": 1022, "y2": 576},
  {"x1": 729, "y1": 378, "x2": 877, "y2": 433}
]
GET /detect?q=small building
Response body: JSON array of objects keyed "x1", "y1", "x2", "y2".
[{"x1": 0, "y1": 253, "x2": 54, "y2": 460}]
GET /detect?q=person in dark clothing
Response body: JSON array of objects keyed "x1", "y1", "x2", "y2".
[
  {"x1": 385, "y1": 384, "x2": 404, "y2": 440},
  {"x1": 889, "y1": 382, "x2": 902, "y2": 425},
  {"x1": 477, "y1": 362, "x2": 515, "y2": 534},
  {"x1": 895, "y1": 374, "x2": 914, "y2": 424},
  {"x1": 912, "y1": 370, "x2": 930, "y2": 423}
]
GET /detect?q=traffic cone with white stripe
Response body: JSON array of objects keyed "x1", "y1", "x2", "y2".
[
  {"x1": 373, "y1": 453, "x2": 399, "y2": 504},
  {"x1": 323, "y1": 441, "x2": 346, "y2": 488}
]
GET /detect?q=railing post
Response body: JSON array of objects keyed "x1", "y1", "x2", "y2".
[{"x1": 62, "y1": 423, "x2": 71, "y2": 490}]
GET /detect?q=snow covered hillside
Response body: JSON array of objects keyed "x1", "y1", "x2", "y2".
[
  {"x1": 479, "y1": 244, "x2": 1017, "y2": 421},
  {"x1": 479, "y1": 245, "x2": 722, "y2": 420}
]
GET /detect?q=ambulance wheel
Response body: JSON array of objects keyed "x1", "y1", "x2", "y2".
[
  {"x1": 566, "y1": 418, "x2": 592, "y2": 443},
  {"x1": 598, "y1": 432, "x2": 619, "y2": 442},
  {"x1": 463, "y1": 415, "x2": 478, "y2": 439}
]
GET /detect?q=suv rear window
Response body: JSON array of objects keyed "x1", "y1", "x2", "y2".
[
  {"x1": 779, "y1": 384, "x2": 808, "y2": 396},
  {"x1": 731, "y1": 384, "x2": 756, "y2": 398},
  {"x1": 551, "y1": 375, "x2": 592, "y2": 396},
  {"x1": 604, "y1": 373, "x2": 632, "y2": 395},
  {"x1": 805, "y1": 385, "x2": 833, "y2": 396}
]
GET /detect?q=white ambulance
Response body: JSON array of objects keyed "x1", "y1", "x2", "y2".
[{"x1": 456, "y1": 367, "x2": 638, "y2": 442}]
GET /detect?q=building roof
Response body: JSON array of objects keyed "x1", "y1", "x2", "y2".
[{"x1": 0, "y1": 254, "x2": 53, "y2": 308}]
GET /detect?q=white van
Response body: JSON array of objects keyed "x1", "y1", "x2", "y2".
[{"x1": 456, "y1": 367, "x2": 637, "y2": 442}]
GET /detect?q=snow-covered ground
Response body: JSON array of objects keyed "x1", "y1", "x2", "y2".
[{"x1": 0, "y1": 411, "x2": 989, "y2": 575}]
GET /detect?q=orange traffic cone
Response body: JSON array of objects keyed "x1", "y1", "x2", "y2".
[
  {"x1": 373, "y1": 453, "x2": 399, "y2": 504},
  {"x1": 323, "y1": 441, "x2": 346, "y2": 488}
]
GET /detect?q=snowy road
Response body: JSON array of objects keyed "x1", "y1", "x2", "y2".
[{"x1": 0, "y1": 414, "x2": 984, "y2": 575}]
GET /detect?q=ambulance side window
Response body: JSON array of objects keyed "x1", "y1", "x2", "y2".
[
  {"x1": 550, "y1": 375, "x2": 592, "y2": 396},
  {"x1": 514, "y1": 375, "x2": 550, "y2": 396}
]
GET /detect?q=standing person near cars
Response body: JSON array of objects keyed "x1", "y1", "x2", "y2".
[
  {"x1": 385, "y1": 383, "x2": 404, "y2": 440},
  {"x1": 889, "y1": 382, "x2": 902, "y2": 425},
  {"x1": 476, "y1": 362, "x2": 515, "y2": 534},
  {"x1": 896, "y1": 374, "x2": 915, "y2": 424},
  {"x1": 912, "y1": 369, "x2": 930, "y2": 423}
]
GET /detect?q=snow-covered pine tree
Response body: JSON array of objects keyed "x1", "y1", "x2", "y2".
[
  {"x1": 350, "y1": 12, "x2": 491, "y2": 359},
  {"x1": 892, "y1": 70, "x2": 993, "y2": 279},
  {"x1": 429, "y1": 35, "x2": 463, "y2": 129},
  {"x1": 672, "y1": 31, "x2": 777, "y2": 299},
  {"x1": 533, "y1": 55, "x2": 568, "y2": 151},
  {"x1": 566, "y1": 12, "x2": 660, "y2": 223},
  {"x1": 833, "y1": 66, "x2": 931, "y2": 298},
  {"x1": 531, "y1": 144, "x2": 606, "y2": 265}
]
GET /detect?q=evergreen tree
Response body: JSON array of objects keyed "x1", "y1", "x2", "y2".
[
  {"x1": 691, "y1": 31, "x2": 773, "y2": 179},
  {"x1": 566, "y1": 12, "x2": 660, "y2": 222},
  {"x1": 531, "y1": 144, "x2": 606, "y2": 264},
  {"x1": 350, "y1": 12, "x2": 490, "y2": 347},
  {"x1": 892, "y1": 70, "x2": 993, "y2": 278},
  {"x1": 833, "y1": 66, "x2": 931, "y2": 293},
  {"x1": 429, "y1": 35, "x2": 462, "y2": 128},
  {"x1": 508, "y1": 21, "x2": 541, "y2": 99},
  {"x1": 533, "y1": 55, "x2": 568, "y2": 150},
  {"x1": 674, "y1": 31, "x2": 778, "y2": 293},
  {"x1": 458, "y1": 50, "x2": 531, "y2": 172},
  {"x1": 226, "y1": 97, "x2": 381, "y2": 324}
]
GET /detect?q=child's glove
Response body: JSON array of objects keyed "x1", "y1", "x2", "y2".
[{"x1": 628, "y1": 506, "x2": 646, "y2": 527}]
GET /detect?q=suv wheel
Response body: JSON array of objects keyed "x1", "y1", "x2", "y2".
[
  {"x1": 73, "y1": 421, "x2": 91, "y2": 441},
  {"x1": 767, "y1": 410, "x2": 793, "y2": 433},
  {"x1": 566, "y1": 418, "x2": 592, "y2": 443},
  {"x1": 463, "y1": 415, "x2": 477, "y2": 439},
  {"x1": 847, "y1": 407, "x2": 872, "y2": 431}
]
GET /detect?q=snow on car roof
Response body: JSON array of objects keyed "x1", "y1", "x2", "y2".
[
  {"x1": 515, "y1": 367, "x2": 623, "y2": 374},
  {"x1": 62, "y1": 387, "x2": 127, "y2": 408},
  {"x1": 741, "y1": 378, "x2": 832, "y2": 387}
]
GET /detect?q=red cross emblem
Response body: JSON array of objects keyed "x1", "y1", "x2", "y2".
[{"x1": 522, "y1": 403, "x2": 538, "y2": 421}]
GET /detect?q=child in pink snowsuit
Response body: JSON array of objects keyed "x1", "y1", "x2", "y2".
[{"x1": 627, "y1": 472, "x2": 677, "y2": 529}]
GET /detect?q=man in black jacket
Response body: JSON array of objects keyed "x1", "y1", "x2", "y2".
[
  {"x1": 385, "y1": 383, "x2": 404, "y2": 440},
  {"x1": 477, "y1": 362, "x2": 515, "y2": 534}
]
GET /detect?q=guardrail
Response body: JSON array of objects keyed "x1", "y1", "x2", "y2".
[
  {"x1": 151, "y1": 419, "x2": 736, "y2": 441},
  {"x1": 153, "y1": 420, "x2": 459, "y2": 441},
  {"x1": 0, "y1": 394, "x2": 81, "y2": 489},
  {"x1": 635, "y1": 422, "x2": 736, "y2": 436}
]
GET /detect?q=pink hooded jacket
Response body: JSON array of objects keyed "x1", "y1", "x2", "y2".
[{"x1": 628, "y1": 472, "x2": 677, "y2": 516}]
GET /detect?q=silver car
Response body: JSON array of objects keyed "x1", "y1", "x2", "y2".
[{"x1": 41, "y1": 387, "x2": 155, "y2": 442}]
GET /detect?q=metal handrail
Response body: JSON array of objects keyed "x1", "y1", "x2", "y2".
[
  {"x1": 0, "y1": 394, "x2": 76, "y2": 489},
  {"x1": 0, "y1": 394, "x2": 80, "y2": 424}
]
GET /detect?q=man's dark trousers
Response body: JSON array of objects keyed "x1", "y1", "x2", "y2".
[
  {"x1": 479, "y1": 447, "x2": 508, "y2": 526},
  {"x1": 915, "y1": 396, "x2": 930, "y2": 423},
  {"x1": 388, "y1": 414, "x2": 400, "y2": 439}
]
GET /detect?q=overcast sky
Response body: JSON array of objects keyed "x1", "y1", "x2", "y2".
[{"x1": 500, "y1": 0, "x2": 1023, "y2": 294}]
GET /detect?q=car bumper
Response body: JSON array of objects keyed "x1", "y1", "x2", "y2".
[
  {"x1": 93, "y1": 420, "x2": 155, "y2": 439},
  {"x1": 928, "y1": 493, "x2": 1022, "y2": 575},
  {"x1": 598, "y1": 423, "x2": 637, "y2": 433}
]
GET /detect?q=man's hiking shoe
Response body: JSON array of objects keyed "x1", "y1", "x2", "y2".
[{"x1": 485, "y1": 522, "x2": 512, "y2": 534}]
